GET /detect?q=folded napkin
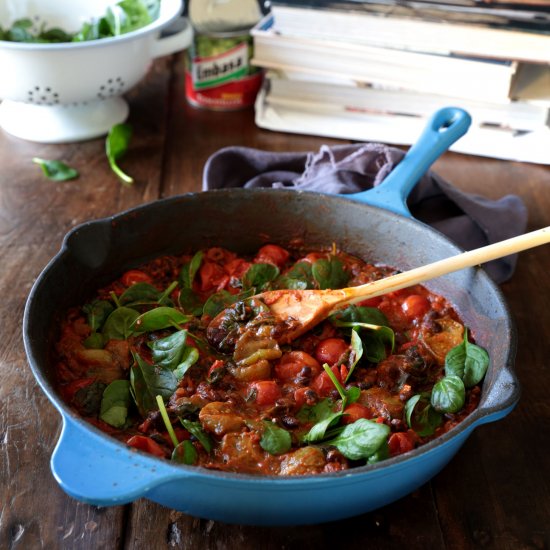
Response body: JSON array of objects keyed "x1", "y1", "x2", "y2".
[{"x1": 203, "y1": 144, "x2": 528, "y2": 283}]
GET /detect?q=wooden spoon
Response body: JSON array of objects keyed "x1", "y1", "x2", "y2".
[{"x1": 225, "y1": 226, "x2": 550, "y2": 345}]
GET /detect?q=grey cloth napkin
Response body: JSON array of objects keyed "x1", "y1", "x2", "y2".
[{"x1": 203, "y1": 144, "x2": 528, "y2": 283}]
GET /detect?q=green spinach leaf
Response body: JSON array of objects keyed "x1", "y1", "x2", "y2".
[
  {"x1": 149, "y1": 330, "x2": 199, "y2": 380},
  {"x1": 172, "y1": 440, "x2": 198, "y2": 465},
  {"x1": 275, "y1": 261, "x2": 314, "y2": 290},
  {"x1": 326, "y1": 418, "x2": 390, "y2": 461},
  {"x1": 260, "y1": 421, "x2": 292, "y2": 455},
  {"x1": 130, "y1": 352, "x2": 178, "y2": 416},
  {"x1": 106, "y1": 123, "x2": 133, "y2": 185},
  {"x1": 312, "y1": 256, "x2": 349, "y2": 289},
  {"x1": 102, "y1": 306, "x2": 140, "y2": 340},
  {"x1": 33, "y1": 158, "x2": 79, "y2": 181},
  {"x1": 431, "y1": 375, "x2": 465, "y2": 413},
  {"x1": 405, "y1": 394, "x2": 443, "y2": 437},
  {"x1": 180, "y1": 419, "x2": 213, "y2": 453},
  {"x1": 202, "y1": 289, "x2": 254, "y2": 319},
  {"x1": 83, "y1": 299, "x2": 114, "y2": 331},
  {"x1": 100, "y1": 380, "x2": 131, "y2": 428},
  {"x1": 242, "y1": 263, "x2": 280, "y2": 291},
  {"x1": 133, "y1": 307, "x2": 191, "y2": 332},
  {"x1": 302, "y1": 411, "x2": 343, "y2": 443},
  {"x1": 179, "y1": 250, "x2": 204, "y2": 289},
  {"x1": 445, "y1": 328, "x2": 489, "y2": 388}
]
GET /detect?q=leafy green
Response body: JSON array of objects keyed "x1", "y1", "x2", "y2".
[
  {"x1": 119, "y1": 282, "x2": 163, "y2": 307},
  {"x1": 367, "y1": 440, "x2": 390, "y2": 464},
  {"x1": 296, "y1": 398, "x2": 334, "y2": 423},
  {"x1": 431, "y1": 375, "x2": 465, "y2": 413},
  {"x1": 242, "y1": 263, "x2": 279, "y2": 291},
  {"x1": 180, "y1": 419, "x2": 213, "y2": 453},
  {"x1": 102, "y1": 307, "x2": 140, "y2": 340},
  {"x1": 2, "y1": 1, "x2": 160, "y2": 43},
  {"x1": 149, "y1": 330, "x2": 199, "y2": 380},
  {"x1": 130, "y1": 352, "x2": 178, "y2": 416},
  {"x1": 275, "y1": 261, "x2": 314, "y2": 290},
  {"x1": 302, "y1": 410, "x2": 343, "y2": 443},
  {"x1": 179, "y1": 251, "x2": 203, "y2": 289},
  {"x1": 106, "y1": 123, "x2": 133, "y2": 185},
  {"x1": 133, "y1": 307, "x2": 191, "y2": 332},
  {"x1": 312, "y1": 256, "x2": 349, "y2": 289},
  {"x1": 32, "y1": 158, "x2": 78, "y2": 181},
  {"x1": 331, "y1": 305, "x2": 389, "y2": 327},
  {"x1": 345, "y1": 329, "x2": 364, "y2": 382},
  {"x1": 100, "y1": 380, "x2": 131, "y2": 428},
  {"x1": 445, "y1": 328, "x2": 489, "y2": 388},
  {"x1": 83, "y1": 299, "x2": 114, "y2": 331},
  {"x1": 178, "y1": 288, "x2": 204, "y2": 316},
  {"x1": 325, "y1": 418, "x2": 390, "y2": 461},
  {"x1": 202, "y1": 289, "x2": 254, "y2": 319},
  {"x1": 83, "y1": 332, "x2": 105, "y2": 349},
  {"x1": 172, "y1": 440, "x2": 198, "y2": 465},
  {"x1": 405, "y1": 394, "x2": 443, "y2": 437},
  {"x1": 321, "y1": 363, "x2": 360, "y2": 409},
  {"x1": 156, "y1": 394, "x2": 179, "y2": 447},
  {"x1": 260, "y1": 421, "x2": 292, "y2": 455}
]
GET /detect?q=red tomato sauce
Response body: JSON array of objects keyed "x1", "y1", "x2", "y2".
[{"x1": 54, "y1": 245, "x2": 485, "y2": 476}]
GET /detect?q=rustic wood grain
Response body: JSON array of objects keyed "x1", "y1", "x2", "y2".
[{"x1": 1, "y1": 52, "x2": 549, "y2": 550}]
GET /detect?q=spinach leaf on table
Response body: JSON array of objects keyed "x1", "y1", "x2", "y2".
[
  {"x1": 32, "y1": 158, "x2": 79, "y2": 181},
  {"x1": 106, "y1": 123, "x2": 134, "y2": 186}
]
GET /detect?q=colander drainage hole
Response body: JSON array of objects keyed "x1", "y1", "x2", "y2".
[
  {"x1": 97, "y1": 77, "x2": 125, "y2": 99},
  {"x1": 27, "y1": 86, "x2": 60, "y2": 106}
]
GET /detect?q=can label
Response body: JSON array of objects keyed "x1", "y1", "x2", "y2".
[{"x1": 185, "y1": 34, "x2": 263, "y2": 110}]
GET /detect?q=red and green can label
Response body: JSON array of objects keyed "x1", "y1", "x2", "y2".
[{"x1": 185, "y1": 34, "x2": 263, "y2": 110}]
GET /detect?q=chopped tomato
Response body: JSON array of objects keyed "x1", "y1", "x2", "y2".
[
  {"x1": 127, "y1": 435, "x2": 166, "y2": 458},
  {"x1": 402, "y1": 294, "x2": 431, "y2": 320},
  {"x1": 388, "y1": 431, "x2": 417, "y2": 456},
  {"x1": 254, "y1": 244, "x2": 290, "y2": 268},
  {"x1": 121, "y1": 269, "x2": 153, "y2": 287},
  {"x1": 250, "y1": 380, "x2": 281, "y2": 406},
  {"x1": 342, "y1": 403, "x2": 373, "y2": 424},
  {"x1": 314, "y1": 338, "x2": 348, "y2": 365},
  {"x1": 199, "y1": 261, "x2": 228, "y2": 292},
  {"x1": 357, "y1": 297, "x2": 383, "y2": 308},
  {"x1": 312, "y1": 365, "x2": 342, "y2": 397},
  {"x1": 294, "y1": 387, "x2": 312, "y2": 408},
  {"x1": 275, "y1": 351, "x2": 321, "y2": 382},
  {"x1": 225, "y1": 258, "x2": 251, "y2": 278}
]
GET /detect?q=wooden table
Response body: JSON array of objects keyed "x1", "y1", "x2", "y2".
[{"x1": 1, "y1": 56, "x2": 549, "y2": 550}]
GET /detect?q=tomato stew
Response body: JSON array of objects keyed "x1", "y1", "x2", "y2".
[{"x1": 54, "y1": 244, "x2": 488, "y2": 476}]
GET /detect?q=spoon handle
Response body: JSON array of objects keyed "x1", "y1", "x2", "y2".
[{"x1": 342, "y1": 226, "x2": 550, "y2": 305}]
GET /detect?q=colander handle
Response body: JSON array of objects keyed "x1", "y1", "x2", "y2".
[
  {"x1": 152, "y1": 17, "x2": 193, "y2": 58},
  {"x1": 51, "y1": 416, "x2": 183, "y2": 506}
]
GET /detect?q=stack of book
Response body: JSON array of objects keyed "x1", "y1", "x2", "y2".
[{"x1": 252, "y1": 0, "x2": 550, "y2": 164}]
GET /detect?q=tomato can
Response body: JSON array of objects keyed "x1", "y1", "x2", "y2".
[{"x1": 185, "y1": 1, "x2": 265, "y2": 110}]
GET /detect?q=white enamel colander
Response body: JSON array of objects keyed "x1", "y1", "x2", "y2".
[{"x1": 0, "y1": 0, "x2": 191, "y2": 142}]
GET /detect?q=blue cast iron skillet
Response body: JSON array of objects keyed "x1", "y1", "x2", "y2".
[{"x1": 23, "y1": 107, "x2": 519, "y2": 526}]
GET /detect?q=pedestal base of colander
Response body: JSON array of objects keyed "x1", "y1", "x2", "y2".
[{"x1": 0, "y1": 97, "x2": 129, "y2": 143}]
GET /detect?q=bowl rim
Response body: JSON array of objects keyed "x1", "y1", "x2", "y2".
[
  {"x1": 0, "y1": 0, "x2": 183, "y2": 51},
  {"x1": 23, "y1": 188, "x2": 520, "y2": 484}
]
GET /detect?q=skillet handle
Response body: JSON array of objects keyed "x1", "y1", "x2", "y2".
[
  {"x1": 51, "y1": 416, "x2": 181, "y2": 506},
  {"x1": 347, "y1": 106, "x2": 472, "y2": 217}
]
